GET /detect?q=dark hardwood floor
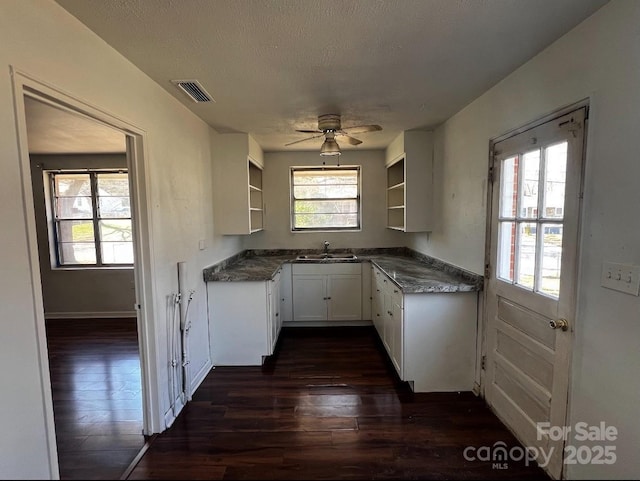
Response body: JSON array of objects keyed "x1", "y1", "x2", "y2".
[
  {"x1": 128, "y1": 326, "x2": 548, "y2": 480},
  {"x1": 46, "y1": 318, "x2": 147, "y2": 480}
]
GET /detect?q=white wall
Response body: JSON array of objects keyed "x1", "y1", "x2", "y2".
[
  {"x1": 244, "y1": 150, "x2": 406, "y2": 250},
  {"x1": 0, "y1": 1, "x2": 242, "y2": 478},
  {"x1": 408, "y1": 1, "x2": 639, "y2": 477}
]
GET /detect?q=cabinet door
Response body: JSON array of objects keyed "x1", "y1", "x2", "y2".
[
  {"x1": 279, "y1": 263, "x2": 292, "y2": 324},
  {"x1": 327, "y1": 274, "x2": 362, "y2": 321},
  {"x1": 390, "y1": 300, "x2": 403, "y2": 377},
  {"x1": 292, "y1": 275, "x2": 326, "y2": 321},
  {"x1": 382, "y1": 288, "x2": 393, "y2": 354},
  {"x1": 372, "y1": 277, "x2": 384, "y2": 337},
  {"x1": 268, "y1": 273, "x2": 281, "y2": 353}
]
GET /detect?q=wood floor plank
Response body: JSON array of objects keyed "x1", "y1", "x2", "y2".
[
  {"x1": 127, "y1": 326, "x2": 548, "y2": 480},
  {"x1": 46, "y1": 318, "x2": 146, "y2": 480}
]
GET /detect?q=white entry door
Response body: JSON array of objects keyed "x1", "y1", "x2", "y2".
[{"x1": 485, "y1": 107, "x2": 586, "y2": 479}]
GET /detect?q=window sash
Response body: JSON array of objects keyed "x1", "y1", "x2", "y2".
[
  {"x1": 50, "y1": 170, "x2": 133, "y2": 267},
  {"x1": 496, "y1": 141, "x2": 568, "y2": 299},
  {"x1": 291, "y1": 167, "x2": 361, "y2": 231}
]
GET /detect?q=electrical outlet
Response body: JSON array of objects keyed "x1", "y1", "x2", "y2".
[{"x1": 601, "y1": 262, "x2": 640, "y2": 296}]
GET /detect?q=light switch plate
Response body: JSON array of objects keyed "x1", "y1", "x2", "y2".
[{"x1": 601, "y1": 262, "x2": 640, "y2": 296}]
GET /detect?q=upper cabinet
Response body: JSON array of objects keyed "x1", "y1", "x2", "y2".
[
  {"x1": 385, "y1": 131, "x2": 433, "y2": 232},
  {"x1": 213, "y1": 133, "x2": 264, "y2": 234},
  {"x1": 248, "y1": 160, "x2": 264, "y2": 233}
]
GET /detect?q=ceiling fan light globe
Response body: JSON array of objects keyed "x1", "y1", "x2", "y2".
[{"x1": 320, "y1": 138, "x2": 341, "y2": 156}]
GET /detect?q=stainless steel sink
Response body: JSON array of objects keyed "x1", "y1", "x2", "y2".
[{"x1": 296, "y1": 253, "x2": 358, "y2": 261}]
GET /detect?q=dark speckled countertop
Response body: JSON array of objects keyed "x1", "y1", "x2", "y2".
[{"x1": 203, "y1": 248, "x2": 483, "y2": 293}]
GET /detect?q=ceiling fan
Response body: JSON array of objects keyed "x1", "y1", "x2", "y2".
[{"x1": 285, "y1": 114, "x2": 382, "y2": 156}]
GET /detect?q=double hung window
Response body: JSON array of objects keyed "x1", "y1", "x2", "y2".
[
  {"x1": 290, "y1": 167, "x2": 361, "y2": 231},
  {"x1": 50, "y1": 170, "x2": 133, "y2": 266}
]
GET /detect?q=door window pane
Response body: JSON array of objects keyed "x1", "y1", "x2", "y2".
[
  {"x1": 539, "y1": 224, "x2": 563, "y2": 298},
  {"x1": 543, "y1": 142, "x2": 567, "y2": 219},
  {"x1": 500, "y1": 156, "x2": 518, "y2": 218},
  {"x1": 516, "y1": 222, "x2": 537, "y2": 290},
  {"x1": 519, "y1": 150, "x2": 540, "y2": 219},
  {"x1": 497, "y1": 221, "x2": 516, "y2": 282}
]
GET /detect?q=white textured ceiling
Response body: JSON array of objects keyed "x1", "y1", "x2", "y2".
[{"x1": 55, "y1": 0, "x2": 607, "y2": 153}]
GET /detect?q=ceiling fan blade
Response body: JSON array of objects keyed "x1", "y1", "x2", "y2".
[
  {"x1": 296, "y1": 129, "x2": 322, "y2": 134},
  {"x1": 284, "y1": 133, "x2": 325, "y2": 146},
  {"x1": 340, "y1": 124, "x2": 383, "y2": 135},
  {"x1": 338, "y1": 134, "x2": 363, "y2": 146}
]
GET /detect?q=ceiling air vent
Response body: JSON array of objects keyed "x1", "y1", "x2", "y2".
[{"x1": 171, "y1": 79, "x2": 214, "y2": 103}]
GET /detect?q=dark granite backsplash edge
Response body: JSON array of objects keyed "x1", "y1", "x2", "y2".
[
  {"x1": 202, "y1": 250, "x2": 249, "y2": 278},
  {"x1": 404, "y1": 248, "x2": 484, "y2": 289},
  {"x1": 246, "y1": 247, "x2": 407, "y2": 257},
  {"x1": 203, "y1": 247, "x2": 483, "y2": 289}
]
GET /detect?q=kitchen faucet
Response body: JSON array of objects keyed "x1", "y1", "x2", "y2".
[{"x1": 323, "y1": 240, "x2": 330, "y2": 255}]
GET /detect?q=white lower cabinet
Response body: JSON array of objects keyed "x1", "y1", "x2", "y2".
[
  {"x1": 372, "y1": 267, "x2": 404, "y2": 377},
  {"x1": 371, "y1": 264, "x2": 477, "y2": 392},
  {"x1": 292, "y1": 263, "x2": 362, "y2": 322},
  {"x1": 268, "y1": 269, "x2": 282, "y2": 353},
  {"x1": 291, "y1": 274, "x2": 326, "y2": 321},
  {"x1": 207, "y1": 266, "x2": 290, "y2": 365}
]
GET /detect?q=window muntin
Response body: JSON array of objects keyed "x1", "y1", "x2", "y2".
[
  {"x1": 496, "y1": 141, "x2": 567, "y2": 298},
  {"x1": 291, "y1": 167, "x2": 361, "y2": 231},
  {"x1": 50, "y1": 171, "x2": 133, "y2": 266}
]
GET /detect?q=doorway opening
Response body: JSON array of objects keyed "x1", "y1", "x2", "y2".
[
  {"x1": 483, "y1": 101, "x2": 588, "y2": 479},
  {"x1": 12, "y1": 70, "x2": 157, "y2": 479}
]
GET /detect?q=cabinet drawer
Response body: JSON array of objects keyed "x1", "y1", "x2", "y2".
[{"x1": 293, "y1": 262, "x2": 361, "y2": 275}]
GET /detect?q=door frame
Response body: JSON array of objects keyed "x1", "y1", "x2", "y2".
[
  {"x1": 10, "y1": 68, "x2": 161, "y2": 477},
  {"x1": 481, "y1": 99, "x2": 589, "y2": 475}
]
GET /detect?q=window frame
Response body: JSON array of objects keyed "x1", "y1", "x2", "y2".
[
  {"x1": 495, "y1": 141, "x2": 568, "y2": 300},
  {"x1": 47, "y1": 169, "x2": 133, "y2": 268},
  {"x1": 290, "y1": 165, "x2": 362, "y2": 232}
]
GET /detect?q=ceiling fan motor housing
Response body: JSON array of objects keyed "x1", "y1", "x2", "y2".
[{"x1": 317, "y1": 114, "x2": 341, "y2": 131}]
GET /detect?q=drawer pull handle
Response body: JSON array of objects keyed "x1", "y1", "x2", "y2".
[{"x1": 394, "y1": 289, "x2": 398, "y2": 293}]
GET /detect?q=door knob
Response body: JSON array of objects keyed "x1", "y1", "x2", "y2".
[{"x1": 549, "y1": 319, "x2": 568, "y2": 331}]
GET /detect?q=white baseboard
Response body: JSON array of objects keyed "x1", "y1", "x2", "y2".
[
  {"x1": 45, "y1": 311, "x2": 137, "y2": 320},
  {"x1": 190, "y1": 358, "x2": 213, "y2": 398},
  {"x1": 163, "y1": 395, "x2": 185, "y2": 430}
]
